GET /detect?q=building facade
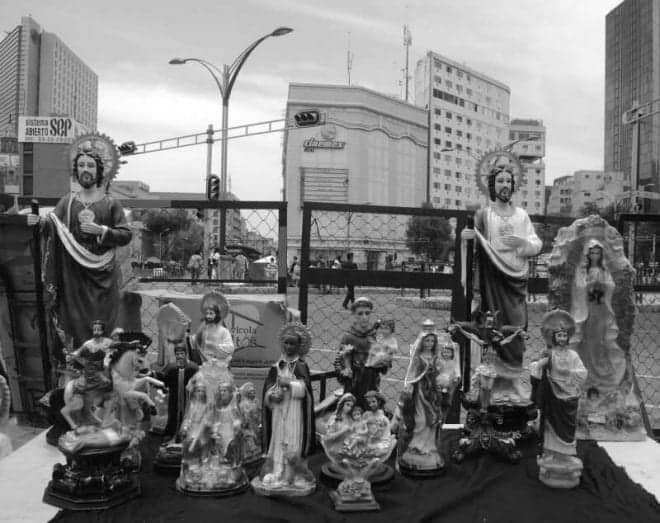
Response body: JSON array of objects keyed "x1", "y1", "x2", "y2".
[
  {"x1": 283, "y1": 83, "x2": 428, "y2": 263},
  {"x1": 414, "y1": 51, "x2": 510, "y2": 209},
  {"x1": 605, "y1": 0, "x2": 660, "y2": 199},
  {"x1": 547, "y1": 171, "x2": 627, "y2": 216},
  {"x1": 509, "y1": 119, "x2": 546, "y2": 215},
  {"x1": 0, "y1": 16, "x2": 98, "y2": 196}
]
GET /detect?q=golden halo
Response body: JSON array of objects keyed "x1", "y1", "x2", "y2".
[
  {"x1": 69, "y1": 133, "x2": 121, "y2": 185},
  {"x1": 278, "y1": 322, "x2": 312, "y2": 356},
  {"x1": 474, "y1": 149, "x2": 525, "y2": 197}
]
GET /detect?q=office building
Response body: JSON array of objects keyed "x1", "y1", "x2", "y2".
[
  {"x1": 509, "y1": 119, "x2": 546, "y2": 215},
  {"x1": 414, "y1": 51, "x2": 510, "y2": 209},
  {"x1": 547, "y1": 170, "x2": 627, "y2": 216},
  {"x1": 0, "y1": 16, "x2": 98, "y2": 196},
  {"x1": 605, "y1": 0, "x2": 660, "y2": 199},
  {"x1": 283, "y1": 83, "x2": 428, "y2": 262}
]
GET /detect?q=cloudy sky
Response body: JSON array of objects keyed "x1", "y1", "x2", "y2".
[{"x1": 4, "y1": 0, "x2": 621, "y2": 200}]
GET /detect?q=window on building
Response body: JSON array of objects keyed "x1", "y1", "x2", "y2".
[
  {"x1": 466, "y1": 118, "x2": 472, "y2": 126},
  {"x1": 456, "y1": 144, "x2": 462, "y2": 151},
  {"x1": 446, "y1": 65, "x2": 452, "y2": 73},
  {"x1": 456, "y1": 186, "x2": 462, "y2": 193},
  {"x1": 435, "y1": 108, "x2": 443, "y2": 116},
  {"x1": 455, "y1": 158, "x2": 462, "y2": 165},
  {"x1": 446, "y1": 80, "x2": 453, "y2": 88},
  {"x1": 456, "y1": 115, "x2": 463, "y2": 123},
  {"x1": 466, "y1": 133, "x2": 472, "y2": 140},
  {"x1": 445, "y1": 127, "x2": 452, "y2": 134},
  {"x1": 446, "y1": 111, "x2": 452, "y2": 119},
  {"x1": 456, "y1": 172, "x2": 461, "y2": 179},
  {"x1": 522, "y1": 201, "x2": 528, "y2": 207},
  {"x1": 444, "y1": 184, "x2": 451, "y2": 190},
  {"x1": 455, "y1": 200, "x2": 461, "y2": 206},
  {"x1": 456, "y1": 85, "x2": 463, "y2": 93},
  {"x1": 444, "y1": 155, "x2": 452, "y2": 162},
  {"x1": 433, "y1": 182, "x2": 441, "y2": 189},
  {"x1": 444, "y1": 169, "x2": 451, "y2": 176},
  {"x1": 433, "y1": 152, "x2": 441, "y2": 159},
  {"x1": 535, "y1": 179, "x2": 541, "y2": 185},
  {"x1": 434, "y1": 124, "x2": 442, "y2": 131},
  {"x1": 457, "y1": 70, "x2": 463, "y2": 78},
  {"x1": 456, "y1": 130, "x2": 463, "y2": 137},
  {"x1": 445, "y1": 198, "x2": 451, "y2": 206},
  {"x1": 445, "y1": 140, "x2": 452, "y2": 148},
  {"x1": 434, "y1": 138, "x2": 443, "y2": 145},
  {"x1": 434, "y1": 75, "x2": 442, "y2": 84}
]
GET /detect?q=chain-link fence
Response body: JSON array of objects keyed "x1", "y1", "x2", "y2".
[
  {"x1": 618, "y1": 214, "x2": 660, "y2": 432},
  {"x1": 298, "y1": 205, "x2": 660, "y2": 433}
]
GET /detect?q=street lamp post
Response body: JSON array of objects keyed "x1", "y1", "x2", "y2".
[{"x1": 169, "y1": 27, "x2": 293, "y2": 196}]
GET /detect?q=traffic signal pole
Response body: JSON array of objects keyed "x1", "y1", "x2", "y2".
[{"x1": 206, "y1": 124, "x2": 214, "y2": 185}]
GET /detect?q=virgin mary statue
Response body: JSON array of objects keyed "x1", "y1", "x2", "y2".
[{"x1": 570, "y1": 239, "x2": 626, "y2": 392}]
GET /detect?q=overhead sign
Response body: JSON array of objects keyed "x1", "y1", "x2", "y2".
[{"x1": 17, "y1": 116, "x2": 88, "y2": 143}]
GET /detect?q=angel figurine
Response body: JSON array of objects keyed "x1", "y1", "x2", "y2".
[{"x1": 530, "y1": 309, "x2": 587, "y2": 488}]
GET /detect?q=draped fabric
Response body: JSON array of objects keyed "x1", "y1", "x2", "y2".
[{"x1": 42, "y1": 194, "x2": 132, "y2": 350}]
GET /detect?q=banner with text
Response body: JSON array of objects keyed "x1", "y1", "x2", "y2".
[{"x1": 17, "y1": 116, "x2": 88, "y2": 143}]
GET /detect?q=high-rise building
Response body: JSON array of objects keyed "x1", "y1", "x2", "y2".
[
  {"x1": 0, "y1": 16, "x2": 98, "y2": 196},
  {"x1": 547, "y1": 170, "x2": 627, "y2": 217},
  {"x1": 509, "y1": 119, "x2": 546, "y2": 215},
  {"x1": 605, "y1": 0, "x2": 660, "y2": 197},
  {"x1": 414, "y1": 51, "x2": 510, "y2": 209}
]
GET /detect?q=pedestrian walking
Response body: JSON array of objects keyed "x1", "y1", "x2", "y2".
[
  {"x1": 341, "y1": 252, "x2": 357, "y2": 309},
  {"x1": 187, "y1": 251, "x2": 203, "y2": 281}
]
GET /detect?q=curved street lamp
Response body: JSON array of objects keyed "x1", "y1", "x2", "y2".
[{"x1": 169, "y1": 27, "x2": 293, "y2": 197}]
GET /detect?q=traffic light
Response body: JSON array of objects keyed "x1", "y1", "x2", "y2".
[
  {"x1": 207, "y1": 174, "x2": 221, "y2": 200},
  {"x1": 118, "y1": 141, "x2": 137, "y2": 155},
  {"x1": 294, "y1": 110, "x2": 323, "y2": 127}
]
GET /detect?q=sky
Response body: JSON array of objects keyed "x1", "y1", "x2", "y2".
[{"x1": 2, "y1": 0, "x2": 623, "y2": 200}]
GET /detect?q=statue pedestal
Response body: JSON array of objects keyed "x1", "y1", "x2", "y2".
[
  {"x1": 452, "y1": 403, "x2": 537, "y2": 464},
  {"x1": 320, "y1": 462, "x2": 394, "y2": 488},
  {"x1": 153, "y1": 442, "x2": 182, "y2": 473},
  {"x1": 398, "y1": 452, "x2": 446, "y2": 478},
  {"x1": 329, "y1": 478, "x2": 380, "y2": 512},
  {"x1": 538, "y1": 454, "x2": 583, "y2": 489},
  {"x1": 43, "y1": 442, "x2": 140, "y2": 510}
]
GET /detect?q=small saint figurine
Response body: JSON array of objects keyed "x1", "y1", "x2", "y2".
[
  {"x1": 153, "y1": 340, "x2": 199, "y2": 470},
  {"x1": 530, "y1": 309, "x2": 588, "y2": 488},
  {"x1": 334, "y1": 297, "x2": 389, "y2": 409},
  {"x1": 396, "y1": 325, "x2": 459, "y2": 476},
  {"x1": 237, "y1": 382, "x2": 263, "y2": 470},
  {"x1": 367, "y1": 319, "x2": 398, "y2": 368},
  {"x1": 252, "y1": 323, "x2": 316, "y2": 497},
  {"x1": 176, "y1": 366, "x2": 248, "y2": 495},
  {"x1": 195, "y1": 292, "x2": 235, "y2": 366},
  {"x1": 60, "y1": 320, "x2": 114, "y2": 429}
]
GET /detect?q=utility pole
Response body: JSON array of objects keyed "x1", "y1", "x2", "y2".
[{"x1": 403, "y1": 25, "x2": 412, "y2": 102}]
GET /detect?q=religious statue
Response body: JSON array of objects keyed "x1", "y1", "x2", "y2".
[
  {"x1": 396, "y1": 325, "x2": 460, "y2": 476},
  {"x1": 334, "y1": 297, "x2": 390, "y2": 409},
  {"x1": 454, "y1": 151, "x2": 542, "y2": 462},
  {"x1": 153, "y1": 340, "x2": 199, "y2": 470},
  {"x1": 368, "y1": 319, "x2": 398, "y2": 367},
  {"x1": 237, "y1": 382, "x2": 263, "y2": 470},
  {"x1": 321, "y1": 391, "x2": 396, "y2": 512},
  {"x1": 252, "y1": 323, "x2": 316, "y2": 497},
  {"x1": 28, "y1": 133, "x2": 132, "y2": 357},
  {"x1": 547, "y1": 214, "x2": 645, "y2": 441},
  {"x1": 195, "y1": 292, "x2": 235, "y2": 365},
  {"x1": 44, "y1": 335, "x2": 165, "y2": 510},
  {"x1": 176, "y1": 365, "x2": 248, "y2": 496},
  {"x1": 530, "y1": 310, "x2": 587, "y2": 488}
]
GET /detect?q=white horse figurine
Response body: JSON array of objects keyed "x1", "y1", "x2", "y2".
[{"x1": 109, "y1": 343, "x2": 165, "y2": 428}]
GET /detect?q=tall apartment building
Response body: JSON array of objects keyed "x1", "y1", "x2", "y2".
[
  {"x1": 605, "y1": 0, "x2": 660, "y2": 197},
  {"x1": 414, "y1": 52, "x2": 510, "y2": 209},
  {"x1": 0, "y1": 16, "x2": 98, "y2": 196},
  {"x1": 509, "y1": 119, "x2": 546, "y2": 215}
]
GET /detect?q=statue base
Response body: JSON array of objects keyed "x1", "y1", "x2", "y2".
[
  {"x1": 153, "y1": 442, "x2": 182, "y2": 473},
  {"x1": 175, "y1": 477, "x2": 249, "y2": 498},
  {"x1": 243, "y1": 455, "x2": 265, "y2": 479},
  {"x1": 397, "y1": 458, "x2": 446, "y2": 478},
  {"x1": 329, "y1": 478, "x2": 380, "y2": 512},
  {"x1": 251, "y1": 476, "x2": 316, "y2": 497},
  {"x1": 452, "y1": 404, "x2": 537, "y2": 464},
  {"x1": 537, "y1": 454, "x2": 583, "y2": 489},
  {"x1": 43, "y1": 442, "x2": 140, "y2": 511},
  {"x1": 320, "y1": 462, "x2": 394, "y2": 489}
]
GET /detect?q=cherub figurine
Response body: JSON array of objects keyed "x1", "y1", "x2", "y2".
[
  {"x1": 252, "y1": 323, "x2": 316, "y2": 497},
  {"x1": 530, "y1": 309, "x2": 587, "y2": 488},
  {"x1": 367, "y1": 319, "x2": 398, "y2": 368}
]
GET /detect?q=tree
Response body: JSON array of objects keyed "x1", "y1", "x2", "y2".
[{"x1": 405, "y1": 203, "x2": 454, "y2": 262}]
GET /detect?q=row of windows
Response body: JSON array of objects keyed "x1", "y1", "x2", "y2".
[{"x1": 434, "y1": 89, "x2": 506, "y2": 121}]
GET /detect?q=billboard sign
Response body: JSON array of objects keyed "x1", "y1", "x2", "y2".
[{"x1": 17, "y1": 116, "x2": 88, "y2": 143}]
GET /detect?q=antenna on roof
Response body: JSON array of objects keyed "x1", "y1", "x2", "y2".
[
  {"x1": 403, "y1": 25, "x2": 412, "y2": 102},
  {"x1": 347, "y1": 32, "x2": 354, "y2": 86}
]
